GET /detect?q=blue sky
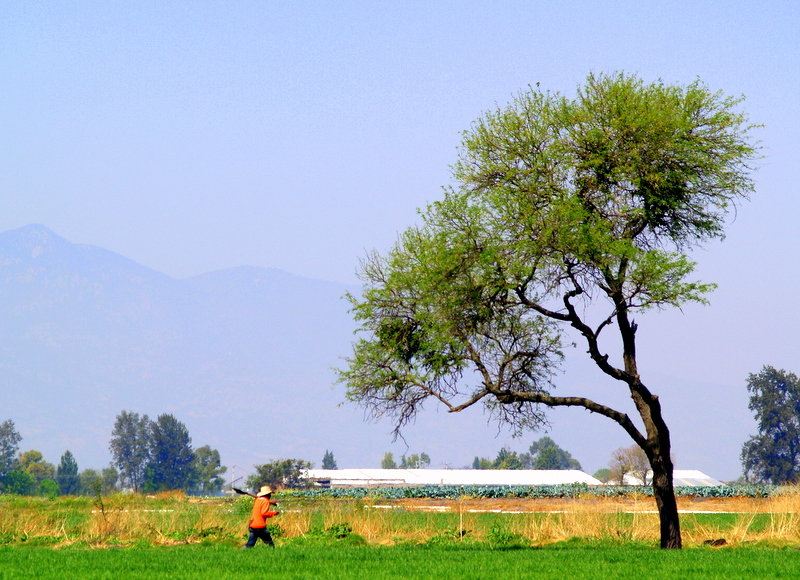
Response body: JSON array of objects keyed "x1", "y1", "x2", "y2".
[{"x1": 1, "y1": 1, "x2": 798, "y2": 479}]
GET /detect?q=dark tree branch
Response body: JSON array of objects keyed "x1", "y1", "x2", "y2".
[{"x1": 485, "y1": 388, "x2": 647, "y2": 448}]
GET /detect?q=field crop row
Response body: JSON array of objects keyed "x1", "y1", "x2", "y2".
[{"x1": 284, "y1": 483, "x2": 777, "y2": 500}]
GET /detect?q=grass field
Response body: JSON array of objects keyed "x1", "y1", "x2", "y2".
[
  {"x1": 3, "y1": 493, "x2": 800, "y2": 578},
  {"x1": 2, "y1": 543, "x2": 800, "y2": 580},
  {"x1": 3, "y1": 492, "x2": 800, "y2": 548}
]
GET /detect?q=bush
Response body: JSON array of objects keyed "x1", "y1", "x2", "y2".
[{"x1": 485, "y1": 525, "x2": 528, "y2": 549}]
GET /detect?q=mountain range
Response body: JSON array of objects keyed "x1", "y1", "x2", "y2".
[
  {"x1": 0, "y1": 224, "x2": 389, "y2": 480},
  {"x1": 0, "y1": 225, "x2": 754, "y2": 482}
]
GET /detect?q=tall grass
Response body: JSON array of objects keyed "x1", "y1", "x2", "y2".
[{"x1": 3, "y1": 490, "x2": 800, "y2": 548}]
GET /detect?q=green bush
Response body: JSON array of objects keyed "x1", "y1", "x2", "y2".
[{"x1": 485, "y1": 525, "x2": 528, "y2": 549}]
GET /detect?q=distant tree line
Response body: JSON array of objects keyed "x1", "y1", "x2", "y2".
[
  {"x1": 109, "y1": 410, "x2": 226, "y2": 494},
  {"x1": 471, "y1": 437, "x2": 582, "y2": 471},
  {"x1": 380, "y1": 452, "x2": 431, "y2": 469},
  {"x1": 0, "y1": 411, "x2": 227, "y2": 496},
  {"x1": 0, "y1": 419, "x2": 117, "y2": 496}
]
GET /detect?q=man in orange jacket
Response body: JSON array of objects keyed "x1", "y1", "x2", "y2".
[{"x1": 242, "y1": 485, "x2": 279, "y2": 548}]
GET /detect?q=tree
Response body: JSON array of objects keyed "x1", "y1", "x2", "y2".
[
  {"x1": 0, "y1": 419, "x2": 22, "y2": 479},
  {"x1": 525, "y1": 437, "x2": 581, "y2": 470},
  {"x1": 593, "y1": 468, "x2": 611, "y2": 483},
  {"x1": 381, "y1": 452, "x2": 397, "y2": 469},
  {"x1": 610, "y1": 445, "x2": 651, "y2": 485},
  {"x1": 101, "y1": 466, "x2": 119, "y2": 494},
  {"x1": 192, "y1": 445, "x2": 227, "y2": 492},
  {"x1": 147, "y1": 413, "x2": 195, "y2": 491},
  {"x1": 322, "y1": 450, "x2": 338, "y2": 470},
  {"x1": 247, "y1": 459, "x2": 313, "y2": 490},
  {"x1": 400, "y1": 453, "x2": 430, "y2": 468},
  {"x1": 38, "y1": 478, "x2": 59, "y2": 498},
  {"x1": 741, "y1": 366, "x2": 800, "y2": 484},
  {"x1": 1, "y1": 470, "x2": 36, "y2": 495},
  {"x1": 109, "y1": 411, "x2": 151, "y2": 493},
  {"x1": 56, "y1": 450, "x2": 81, "y2": 495},
  {"x1": 17, "y1": 450, "x2": 55, "y2": 484},
  {"x1": 339, "y1": 72, "x2": 758, "y2": 549},
  {"x1": 493, "y1": 448, "x2": 524, "y2": 470},
  {"x1": 81, "y1": 466, "x2": 119, "y2": 495},
  {"x1": 79, "y1": 469, "x2": 101, "y2": 495}
]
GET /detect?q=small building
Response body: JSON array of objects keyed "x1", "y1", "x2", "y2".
[{"x1": 304, "y1": 468, "x2": 602, "y2": 488}]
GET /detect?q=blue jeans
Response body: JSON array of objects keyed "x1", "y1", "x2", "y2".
[{"x1": 244, "y1": 526, "x2": 275, "y2": 548}]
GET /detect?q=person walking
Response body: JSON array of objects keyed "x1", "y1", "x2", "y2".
[{"x1": 242, "y1": 485, "x2": 279, "y2": 548}]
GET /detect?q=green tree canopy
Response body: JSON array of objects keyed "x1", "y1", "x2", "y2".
[
  {"x1": 56, "y1": 450, "x2": 81, "y2": 495},
  {"x1": 109, "y1": 411, "x2": 151, "y2": 493},
  {"x1": 101, "y1": 466, "x2": 119, "y2": 494},
  {"x1": 0, "y1": 419, "x2": 22, "y2": 479},
  {"x1": 741, "y1": 366, "x2": 800, "y2": 484},
  {"x1": 400, "y1": 453, "x2": 430, "y2": 469},
  {"x1": 593, "y1": 468, "x2": 611, "y2": 483},
  {"x1": 38, "y1": 478, "x2": 59, "y2": 499},
  {"x1": 381, "y1": 452, "x2": 397, "y2": 469},
  {"x1": 79, "y1": 469, "x2": 101, "y2": 495},
  {"x1": 526, "y1": 437, "x2": 581, "y2": 470},
  {"x1": 339, "y1": 72, "x2": 758, "y2": 549},
  {"x1": 247, "y1": 458, "x2": 312, "y2": 490},
  {"x1": 1, "y1": 470, "x2": 36, "y2": 495},
  {"x1": 147, "y1": 413, "x2": 195, "y2": 492},
  {"x1": 17, "y1": 450, "x2": 55, "y2": 483},
  {"x1": 192, "y1": 445, "x2": 227, "y2": 492},
  {"x1": 494, "y1": 448, "x2": 524, "y2": 470},
  {"x1": 322, "y1": 450, "x2": 338, "y2": 470}
]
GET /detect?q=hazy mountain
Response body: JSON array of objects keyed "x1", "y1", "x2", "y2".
[
  {"x1": 0, "y1": 224, "x2": 380, "y2": 479},
  {"x1": 0, "y1": 225, "x2": 754, "y2": 482}
]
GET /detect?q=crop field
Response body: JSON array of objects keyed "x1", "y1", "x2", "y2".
[{"x1": 2, "y1": 491, "x2": 800, "y2": 578}]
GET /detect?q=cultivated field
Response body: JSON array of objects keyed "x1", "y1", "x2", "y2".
[
  {"x1": 3, "y1": 492, "x2": 800, "y2": 579},
  {"x1": 2, "y1": 490, "x2": 800, "y2": 549}
]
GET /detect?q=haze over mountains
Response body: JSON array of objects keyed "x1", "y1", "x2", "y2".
[
  {"x1": 0, "y1": 225, "x2": 754, "y2": 482},
  {"x1": 0, "y1": 224, "x2": 380, "y2": 480}
]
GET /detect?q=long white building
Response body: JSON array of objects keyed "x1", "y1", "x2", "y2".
[{"x1": 305, "y1": 469, "x2": 602, "y2": 487}]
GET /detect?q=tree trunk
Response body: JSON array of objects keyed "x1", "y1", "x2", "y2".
[{"x1": 650, "y1": 447, "x2": 682, "y2": 549}]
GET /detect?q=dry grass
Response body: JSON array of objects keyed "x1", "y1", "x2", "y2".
[{"x1": 3, "y1": 491, "x2": 800, "y2": 548}]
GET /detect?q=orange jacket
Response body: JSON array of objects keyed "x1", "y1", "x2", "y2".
[{"x1": 249, "y1": 496, "x2": 279, "y2": 528}]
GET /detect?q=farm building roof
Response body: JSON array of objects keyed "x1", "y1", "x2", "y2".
[
  {"x1": 304, "y1": 469, "x2": 602, "y2": 487},
  {"x1": 621, "y1": 470, "x2": 723, "y2": 486}
]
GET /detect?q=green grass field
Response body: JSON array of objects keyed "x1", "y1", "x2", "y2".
[
  {"x1": 2, "y1": 543, "x2": 800, "y2": 580},
  {"x1": 4, "y1": 493, "x2": 800, "y2": 578}
]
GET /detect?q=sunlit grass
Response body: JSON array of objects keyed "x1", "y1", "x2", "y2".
[
  {"x1": 3, "y1": 490, "x2": 800, "y2": 549},
  {"x1": 2, "y1": 543, "x2": 800, "y2": 580}
]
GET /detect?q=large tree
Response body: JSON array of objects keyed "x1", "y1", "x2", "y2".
[
  {"x1": 109, "y1": 411, "x2": 152, "y2": 493},
  {"x1": 741, "y1": 366, "x2": 800, "y2": 484},
  {"x1": 17, "y1": 450, "x2": 55, "y2": 484},
  {"x1": 147, "y1": 413, "x2": 195, "y2": 492},
  {"x1": 526, "y1": 437, "x2": 582, "y2": 470},
  {"x1": 0, "y1": 419, "x2": 22, "y2": 479},
  {"x1": 192, "y1": 445, "x2": 227, "y2": 492},
  {"x1": 56, "y1": 450, "x2": 81, "y2": 495},
  {"x1": 339, "y1": 72, "x2": 758, "y2": 549}
]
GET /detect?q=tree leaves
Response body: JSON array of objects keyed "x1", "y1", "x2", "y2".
[{"x1": 741, "y1": 366, "x2": 800, "y2": 484}]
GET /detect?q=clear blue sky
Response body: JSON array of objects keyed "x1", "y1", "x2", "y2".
[{"x1": 1, "y1": 1, "x2": 798, "y2": 480}]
